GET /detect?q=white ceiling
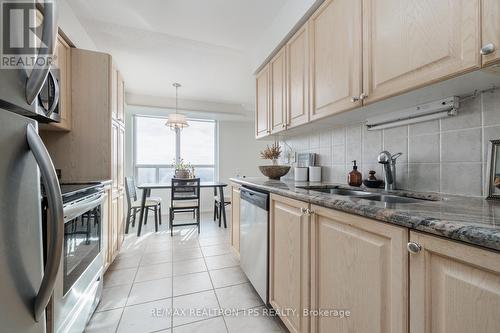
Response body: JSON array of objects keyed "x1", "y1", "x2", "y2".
[{"x1": 66, "y1": 0, "x2": 288, "y2": 107}]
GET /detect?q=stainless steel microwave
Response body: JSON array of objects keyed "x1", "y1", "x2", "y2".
[{"x1": 0, "y1": 0, "x2": 60, "y2": 123}]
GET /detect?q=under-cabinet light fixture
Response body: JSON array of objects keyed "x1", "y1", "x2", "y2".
[{"x1": 366, "y1": 96, "x2": 459, "y2": 131}]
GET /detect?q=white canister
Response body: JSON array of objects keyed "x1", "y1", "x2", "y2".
[
  {"x1": 294, "y1": 167, "x2": 308, "y2": 182},
  {"x1": 309, "y1": 166, "x2": 322, "y2": 182}
]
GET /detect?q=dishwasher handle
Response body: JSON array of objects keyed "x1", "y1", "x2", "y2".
[{"x1": 240, "y1": 187, "x2": 269, "y2": 211}]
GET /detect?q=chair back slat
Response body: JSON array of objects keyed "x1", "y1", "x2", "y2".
[
  {"x1": 125, "y1": 177, "x2": 137, "y2": 207},
  {"x1": 171, "y1": 178, "x2": 201, "y2": 202}
]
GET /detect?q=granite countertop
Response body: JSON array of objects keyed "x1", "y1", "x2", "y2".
[{"x1": 230, "y1": 177, "x2": 500, "y2": 252}]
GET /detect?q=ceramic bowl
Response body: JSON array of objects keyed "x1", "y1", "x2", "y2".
[{"x1": 259, "y1": 165, "x2": 291, "y2": 180}]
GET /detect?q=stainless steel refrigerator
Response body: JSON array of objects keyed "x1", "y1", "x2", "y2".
[{"x1": 0, "y1": 1, "x2": 62, "y2": 332}]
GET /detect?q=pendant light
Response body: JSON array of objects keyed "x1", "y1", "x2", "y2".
[{"x1": 165, "y1": 83, "x2": 189, "y2": 130}]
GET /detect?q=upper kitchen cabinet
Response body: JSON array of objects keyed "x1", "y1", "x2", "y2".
[
  {"x1": 255, "y1": 65, "x2": 270, "y2": 138},
  {"x1": 117, "y1": 71, "x2": 126, "y2": 122},
  {"x1": 409, "y1": 231, "x2": 500, "y2": 333},
  {"x1": 362, "y1": 0, "x2": 481, "y2": 104},
  {"x1": 309, "y1": 0, "x2": 362, "y2": 121},
  {"x1": 482, "y1": 0, "x2": 500, "y2": 66},
  {"x1": 270, "y1": 49, "x2": 287, "y2": 134},
  {"x1": 286, "y1": 25, "x2": 309, "y2": 129}
]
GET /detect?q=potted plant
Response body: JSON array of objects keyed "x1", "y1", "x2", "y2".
[
  {"x1": 173, "y1": 158, "x2": 193, "y2": 179},
  {"x1": 258, "y1": 143, "x2": 290, "y2": 180}
]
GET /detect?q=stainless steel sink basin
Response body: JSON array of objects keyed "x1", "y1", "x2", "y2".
[
  {"x1": 309, "y1": 188, "x2": 378, "y2": 197},
  {"x1": 303, "y1": 186, "x2": 424, "y2": 204},
  {"x1": 370, "y1": 195, "x2": 422, "y2": 204}
]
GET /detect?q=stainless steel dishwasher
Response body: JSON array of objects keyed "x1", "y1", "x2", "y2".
[{"x1": 239, "y1": 187, "x2": 269, "y2": 303}]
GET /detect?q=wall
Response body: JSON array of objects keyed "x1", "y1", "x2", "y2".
[
  {"x1": 280, "y1": 89, "x2": 500, "y2": 197},
  {"x1": 125, "y1": 107, "x2": 268, "y2": 211},
  {"x1": 218, "y1": 121, "x2": 270, "y2": 184}
]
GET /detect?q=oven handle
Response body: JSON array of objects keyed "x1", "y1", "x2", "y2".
[
  {"x1": 64, "y1": 194, "x2": 105, "y2": 222},
  {"x1": 26, "y1": 124, "x2": 64, "y2": 322}
]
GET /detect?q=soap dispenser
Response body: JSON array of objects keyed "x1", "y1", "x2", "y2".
[{"x1": 348, "y1": 160, "x2": 362, "y2": 187}]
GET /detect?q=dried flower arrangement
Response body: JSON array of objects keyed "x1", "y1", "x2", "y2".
[{"x1": 260, "y1": 143, "x2": 282, "y2": 164}]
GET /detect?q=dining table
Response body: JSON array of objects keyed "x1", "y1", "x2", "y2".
[{"x1": 136, "y1": 181, "x2": 228, "y2": 236}]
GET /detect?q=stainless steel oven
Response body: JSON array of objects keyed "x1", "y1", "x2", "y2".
[{"x1": 51, "y1": 189, "x2": 106, "y2": 333}]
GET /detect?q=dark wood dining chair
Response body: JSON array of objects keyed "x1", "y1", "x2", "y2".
[
  {"x1": 125, "y1": 177, "x2": 161, "y2": 235},
  {"x1": 169, "y1": 178, "x2": 201, "y2": 236},
  {"x1": 213, "y1": 187, "x2": 231, "y2": 227}
]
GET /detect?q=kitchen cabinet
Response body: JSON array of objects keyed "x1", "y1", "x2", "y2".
[
  {"x1": 362, "y1": 0, "x2": 481, "y2": 104},
  {"x1": 255, "y1": 66, "x2": 270, "y2": 138},
  {"x1": 102, "y1": 186, "x2": 112, "y2": 270},
  {"x1": 40, "y1": 33, "x2": 72, "y2": 131},
  {"x1": 231, "y1": 184, "x2": 241, "y2": 254},
  {"x1": 308, "y1": 0, "x2": 362, "y2": 120},
  {"x1": 40, "y1": 49, "x2": 126, "y2": 268},
  {"x1": 310, "y1": 205, "x2": 408, "y2": 333},
  {"x1": 482, "y1": 0, "x2": 500, "y2": 66},
  {"x1": 286, "y1": 25, "x2": 309, "y2": 129},
  {"x1": 269, "y1": 194, "x2": 310, "y2": 333},
  {"x1": 409, "y1": 231, "x2": 500, "y2": 333},
  {"x1": 117, "y1": 71, "x2": 125, "y2": 122},
  {"x1": 270, "y1": 49, "x2": 287, "y2": 134}
]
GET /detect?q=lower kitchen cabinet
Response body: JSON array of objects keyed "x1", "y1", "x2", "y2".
[
  {"x1": 310, "y1": 205, "x2": 408, "y2": 333},
  {"x1": 269, "y1": 194, "x2": 310, "y2": 333},
  {"x1": 231, "y1": 184, "x2": 241, "y2": 254},
  {"x1": 409, "y1": 231, "x2": 500, "y2": 333}
]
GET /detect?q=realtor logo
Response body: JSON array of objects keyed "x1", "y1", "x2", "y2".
[{"x1": 1, "y1": 0, "x2": 54, "y2": 69}]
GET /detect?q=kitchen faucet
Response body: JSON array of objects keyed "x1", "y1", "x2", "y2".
[{"x1": 377, "y1": 151, "x2": 403, "y2": 190}]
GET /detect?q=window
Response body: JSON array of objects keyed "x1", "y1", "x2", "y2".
[{"x1": 134, "y1": 116, "x2": 216, "y2": 184}]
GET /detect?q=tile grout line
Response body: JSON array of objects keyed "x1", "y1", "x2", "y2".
[
  {"x1": 113, "y1": 244, "x2": 144, "y2": 333},
  {"x1": 199, "y1": 228, "x2": 230, "y2": 333}
]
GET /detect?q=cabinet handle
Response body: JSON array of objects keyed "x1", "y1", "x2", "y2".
[
  {"x1": 359, "y1": 92, "x2": 368, "y2": 101},
  {"x1": 306, "y1": 208, "x2": 315, "y2": 215},
  {"x1": 480, "y1": 43, "x2": 495, "y2": 55},
  {"x1": 407, "y1": 242, "x2": 422, "y2": 254},
  {"x1": 351, "y1": 96, "x2": 360, "y2": 103}
]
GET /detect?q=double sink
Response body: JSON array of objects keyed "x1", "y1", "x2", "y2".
[{"x1": 299, "y1": 186, "x2": 425, "y2": 204}]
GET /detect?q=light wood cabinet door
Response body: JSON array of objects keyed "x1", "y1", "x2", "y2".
[
  {"x1": 269, "y1": 194, "x2": 310, "y2": 333},
  {"x1": 111, "y1": 63, "x2": 118, "y2": 120},
  {"x1": 482, "y1": 0, "x2": 500, "y2": 66},
  {"x1": 363, "y1": 0, "x2": 481, "y2": 104},
  {"x1": 111, "y1": 195, "x2": 119, "y2": 256},
  {"x1": 231, "y1": 186, "x2": 240, "y2": 254},
  {"x1": 310, "y1": 205, "x2": 408, "y2": 333},
  {"x1": 117, "y1": 71, "x2": 125, "y2": 122},
  {"x1": 270, "y1": 48, "x2": 287, "y2": 134},
  {"x1": 309, "y1": 0, "x2": 362, "y2": 121},
  {"x1": 255, "y1": 66, "x2": 270, "y2": 138},
  {"x1": 409, "y1": 231, "x2": 500, "y2": 333},
  {"x1": 286, "y1": 25, "x2": 309, "y2": 129},
  {"x1": 117, "y1": 125, "x2": 125, "y2": 189},
  {"x1": 111, "y1": 122, "x2": 118, "y2": 189}
]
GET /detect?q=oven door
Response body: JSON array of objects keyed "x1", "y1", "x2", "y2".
[{"x1": 52, "y1": 191, "x2": 105, "y2": 333}]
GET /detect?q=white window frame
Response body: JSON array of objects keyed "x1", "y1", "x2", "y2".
[{"x1": 133, "y1": 114, "x2": 218, "y2": 183}]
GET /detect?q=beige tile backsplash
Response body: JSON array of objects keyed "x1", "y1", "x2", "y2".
[{"x1": 281, "y1": 89, "x2": 500, "y2": 197}]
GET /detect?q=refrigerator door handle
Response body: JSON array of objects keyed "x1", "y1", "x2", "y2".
[
  {"x1": 26, "y1": 124, "x2": 64, "y2": 322},
  {"x1": 26, "y1": 1, "x2": 58, "y2": 105}
]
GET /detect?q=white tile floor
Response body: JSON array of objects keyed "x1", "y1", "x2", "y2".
[{"x1": 85, "y1": 212, "x2": 287, "y2": 333}]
